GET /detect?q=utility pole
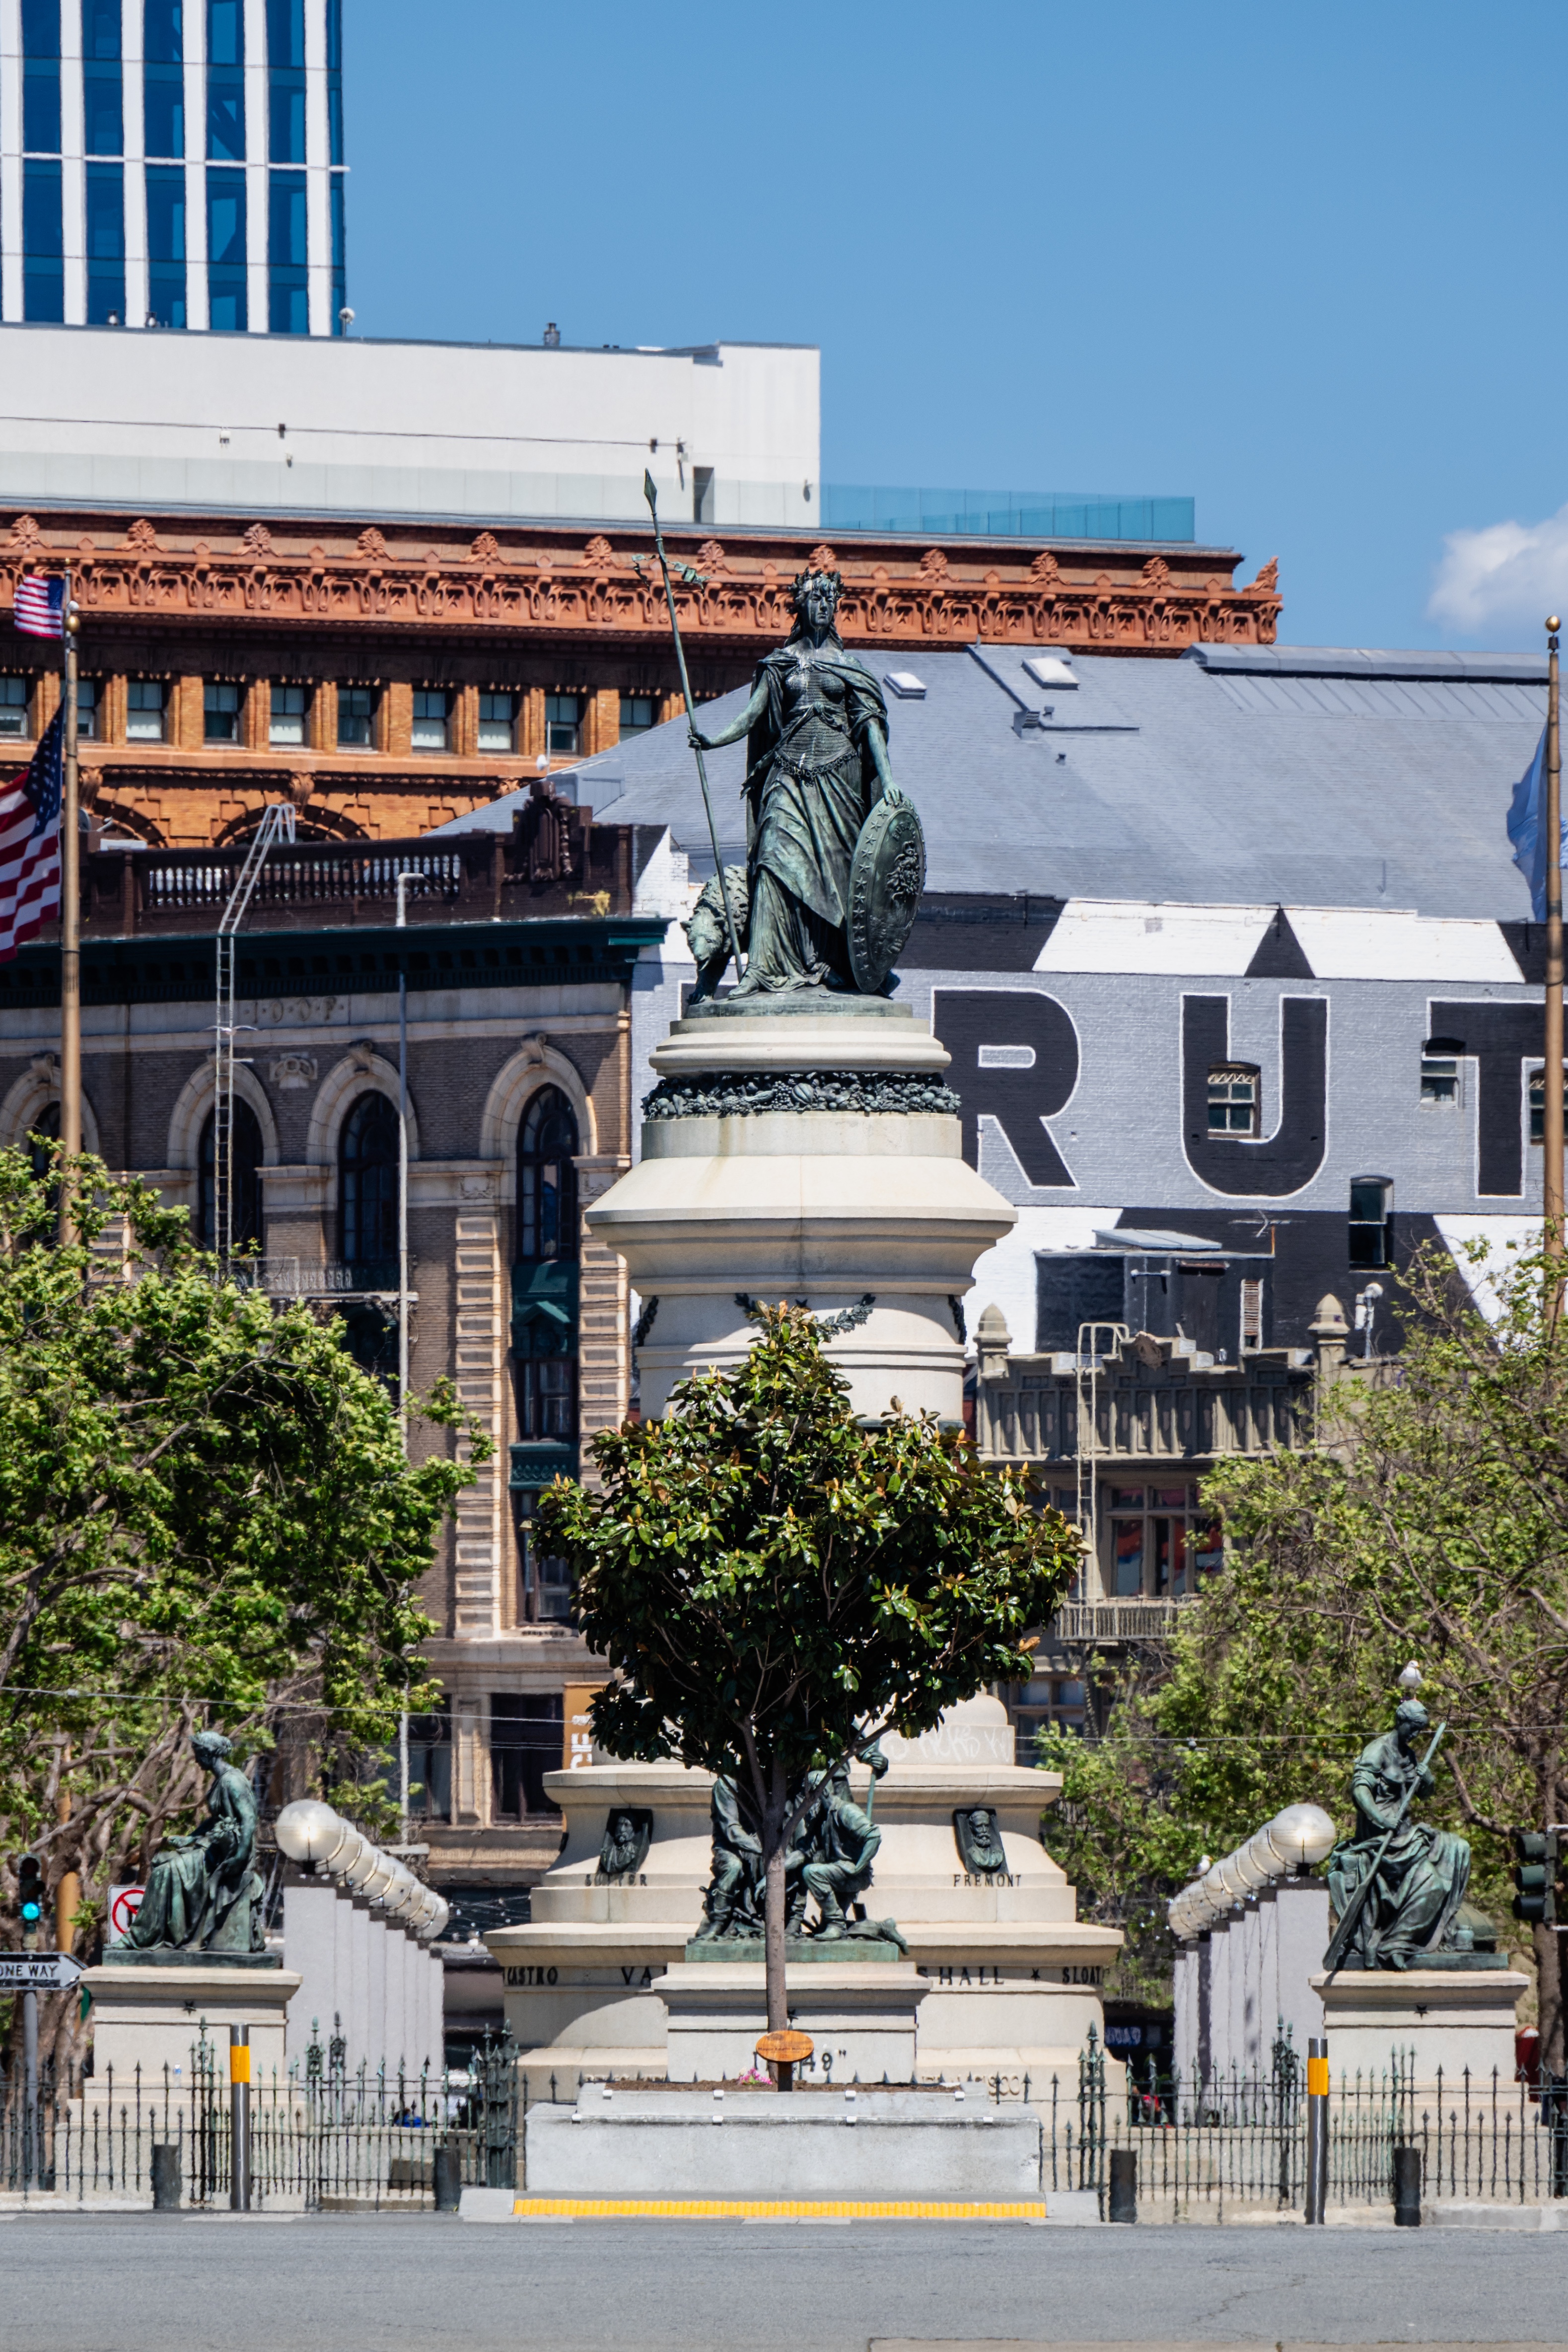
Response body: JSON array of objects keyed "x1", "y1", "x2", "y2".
[
  {"x1": 1546, "y1": 615, "x2": 1564, "y2": 1321},
  {"x1": 58, "y1": 574, "x2": 80, "y2": 1240}
]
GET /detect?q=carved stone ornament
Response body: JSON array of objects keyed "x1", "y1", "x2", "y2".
[
  {"x1": 642, "y1": 1070, "x2": 960, "y2": 1122},
  {"x1": 348, "y1": 1040, "x2": 380, "y2": 1073},
  {"x1": 470, "y1": 531, "x2": 500, "y2": 564},
  {"x1": 953, "y1": 1805, "x2": 1009, "y2": 1876},
  {"x1": 357, "y1": 527, "x2": 388, "y2": 562},
  {"x1": 267, "y1": 1054, "x2": 317, "y2": 1090},
  {"x1": 582, "y1": 535, "x2": 616, "y2": 574},
  {"x1": 847, "y1": 795, "x2": 927, "y2": 993},
  {"x1": 597, "y1": 1806, "x2": 653, "y2": 1881},
  {"x1": 126, "y1": 517, "x2": 161, "y2": 553},
  {"x1": 240, "y1": 523, "x2": 276, "y2": 558},
  {"x1": 8, "y1": 514, "x2": 42, "y2": 555}
]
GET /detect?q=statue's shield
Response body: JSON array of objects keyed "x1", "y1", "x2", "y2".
[{"x1": 848, "y1": 797, "x2": 927, "y2": 993}]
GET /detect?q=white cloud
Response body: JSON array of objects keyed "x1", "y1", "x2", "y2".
[{"x1": 1428, "y1": 502, "x2": 1568, "y2": 635}]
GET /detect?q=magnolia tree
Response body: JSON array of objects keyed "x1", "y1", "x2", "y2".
[
  {"x1": 536, "y1": 1305, "x2": 1079, "y2": 2030},
  {"x1": 0, "y1": 1148, "x2": 482, "y2": 2064}
]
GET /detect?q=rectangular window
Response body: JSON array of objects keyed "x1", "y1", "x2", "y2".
[
  {"x1": 692, "y1": 465, "x2": 714, "y2": 525},
  {"x1": 266, "y1": 0, "x2": 305, "y2": 159},
  {"x1": 1108, "y1": 1486, "x2": 1144, "y2": 1511},
  {"x1": 1348, "y1": 1177, "x2": 1392, "y2": 1270},
  {"x1": 1207, "y1": 1063, "x2": 1260, "y2": 1136},
  {"x1": 619, "y1": 692, "x2": 655, "y2": 737},
  {"x1": 406, "y1": 1707, "x2": 451, "y2": 1822},
  {"x1": 1530, "y1": 1068, "x2": 1568, "y2": 1144},
  {"x1": 267, "y1": 167, "x2": 307, "y2": 333},
  {"x1": 518, "y1": 1357, "x2": 574, "y2": 1440},
  {"x1": 1152, "y1": 1485, "x2": 1193, "y2": 1511},
  {"x1": 490, "y1": 1694, "x2": 563, "y2": 1818},
  {"x1": 204, "y1": 680, "x2": 241, "y2": 743},
  {"x1": 75, "y1": 679, "x2": 98, "y2": 739},
  {"x1": 1111, "y1": 1517, "x2": 1144, "y2": 1598},
  {"x1": 0, "y1": 679, "x2": 30, "y2": 740},
  {"x1": 144, "y1": 0, "x2": 184, "y2": 154},
  {"x1": 1191, "y1": 1517, "x2": 1224, "y2": 1578},
  {"x1": 477, "y1": 690, "x2": 516, "y2": 753},
  {"x1": 82, "y1": 0, "x2": 124, "y2": 156},
  {"x1": 85, "y1": 162, "x2": 126, "y2": 324},
  {"x1": 330, "y1": 171, "x2": 347, "y2": 326},
  {"x1": 269, "y1": 681, "x2": 307, "y2": 745},
  {"x1": 206, "y1": 167, "x2": 246, "y2": 329},
  {"x1": 144, "y1": 0, "x2": 182, "y2": 60},
  {"x1": 411, "y1": 688, "x2": 450, "y2": 751},
  {"x1": 22, "y1": 0, "x2": 62, "y2": 156},
  {"x1": 146, "y1": 164, "x2": 187, "y2": 325},
  {"x1": 337, "y1": 686, "x2": 374, "y2": 748},
  {"x1": 23, "y1": 160, "x2": 65, "y2": 322},
  {"x1": 126, "y1": 679, "x2": 167, "y2": 741},
  {"x1": 1240, "y1": 1276, "x2": 1264, "y2": 1353},
  {"x1": 207, "y1": 0, "x2": 245, "y2": 158},
  {"x1": 326, "y1": 0, "x2": 344, "y2": 163},
  {"x1": 545, "y1": 693, "x2": 580, "y2": 756},
  {"x1": 1152, "y1": 1517, "x2": 1180, "y2": 1597},
  {"x1": 1421, "y1": 1045, "x2": 1461, "y2": 1105}
]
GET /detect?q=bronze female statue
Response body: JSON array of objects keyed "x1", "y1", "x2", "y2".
[
  {"x1": 122, "y1": 1729, "x2": 266, "y2": 1954},
  {"x1": 689, "y1": 569, "x2": 908, "y2": 997}
]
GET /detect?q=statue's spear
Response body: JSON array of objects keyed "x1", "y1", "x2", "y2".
[
  {"x1": 1323, "y1": 1719, "x2": 1446, "y2": 1977},
  {"x1": 642, "y1": 471, "x2": 745, "y2": 984}
]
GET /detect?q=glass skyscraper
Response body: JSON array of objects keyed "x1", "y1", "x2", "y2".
[{"x1": 0, "y1": 0, "x2": 347, "y2": 333}]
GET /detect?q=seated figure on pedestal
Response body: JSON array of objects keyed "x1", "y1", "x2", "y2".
[
  {"x1": 119, "y1": 1729, "x2": 266, "y2": 1956},
  {"x1": 1326, "y1": 1700, "x2": 1474, "y2": 1969}
]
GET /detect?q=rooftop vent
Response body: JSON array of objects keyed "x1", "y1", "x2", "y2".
[{"x1": 884, "y1": 671, "x2": 927, "y2": 700}]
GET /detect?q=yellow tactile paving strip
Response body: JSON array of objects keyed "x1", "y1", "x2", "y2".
[{"x1": 511, "y1": 2198, "x2": 1049, "y2": 2220}]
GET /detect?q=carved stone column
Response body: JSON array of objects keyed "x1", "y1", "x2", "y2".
[
  {"x1": 451, "y1": 1201, "x2": 506, "y2": 1635},
  {"x1": 574, "y1": 1153, "x2": 632, "y2": 1489}
]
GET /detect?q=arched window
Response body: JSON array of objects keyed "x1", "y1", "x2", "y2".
[
  {"x1": 198, "y1": 1100, "x2": 265, "y2": 1252},
  {"x1": 516, "y1": 1085, "x2": 578, "y2": 1265},
  {"x1": 340, "y1": 1091, "x2": 400, "y2": 1275},
  {"x1": 25, "y1": 1097, "x2": 61, "y2": 1186}
]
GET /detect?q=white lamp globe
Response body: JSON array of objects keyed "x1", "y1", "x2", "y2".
[
  {"x1": 424, "y1": 1894, "x2": 451, "y2": 1940},
  {"x1": 337, "y1": 1830, "x2": 378, "y2": 1890},
  {"x1": 273, "y1": 1799, "x2": 345, "y2": 1868},
  {"x1": 1268, "y1": 1802, "x2": 1337, "y2": 1869}
]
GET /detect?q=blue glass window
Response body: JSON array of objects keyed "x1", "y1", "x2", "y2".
[
  {"x1": 145, "y1": 164, "x2": 187, "y2": 327},
  {"x1": 23, "y1": 160, "x2": 64, "y2": 321},
  {"x1": 268, "y1": 168, "x2": 307, "y2": 333},
  {"x1": 85, "y1": 161, "x2": 125, "y2": 323},
  {"x1": 330, "y1": 172, "x2": 346, "y2": 330},
  {"x1": 206, "y1": 166, "x2": 247, "y2": 330},
  {"x1": 326, "y1": 0, "x2": 344, "y2": 164},
  {"x1": 82, "y1": 1, "x2": 124, "y2": 157},
  {"x1": 22, "y1": 0, "x2": 62, "y2": 156},
  {"x1": 143, "y1": 0, "x2": 184, "y2": 154},
  {"x1": 206, "y1": 0, "x2": 244, "y2": 158},
  {"x1": 267, "y1": 0, "x2": 305, "y2": 160}
]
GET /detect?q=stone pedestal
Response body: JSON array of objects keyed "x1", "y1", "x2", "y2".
[
  {"x1": 83, "y1": 1959, "x2": 300, "y2": 2094},
  {"x1": 1309, "y1": 1964, "x2": 1529, "y2": 2089},
  {"x1": 588, "y1": 999, "x2": 1015, "y2": 1422},
  {"x1": 661, "y1": 1947, "x2": 926, "y2": 2085}
]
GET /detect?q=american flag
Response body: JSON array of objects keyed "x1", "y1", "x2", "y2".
[
  {"x1": 0, "y1": 710, "x2": 64, "y2": 963},
  {"x1": 12, "y1": 573, "x2": 66, "y2": 639}
]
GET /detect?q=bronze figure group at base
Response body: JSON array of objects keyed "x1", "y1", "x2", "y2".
[
  {"x1": 110, "y1": 1731, "x2": 270, "y2": 1961},
  {"x1": 693, "y1": 1749, "x2": 907, "y2": 1955}
]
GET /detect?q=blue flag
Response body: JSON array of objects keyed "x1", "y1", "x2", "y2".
[{"x1": 1506, "y1": 724, "x2": 1565, "y2": 922}]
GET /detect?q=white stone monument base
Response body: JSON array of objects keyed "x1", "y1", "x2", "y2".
[
  {"x1": 524, "y1": 2083, "x2": 1042, "y2": 2202},
  {"x1": 660, "y1": 1956, "x2": 927, "y2": 2086},
  {"x1": 1310, "y1": 1965, "x2": 1529, "y2": 2089},
  {"x1": 83, "y1": 1960, "x2": 300, "y2": 2094}
]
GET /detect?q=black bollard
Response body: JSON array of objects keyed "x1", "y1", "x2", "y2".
[
  {"x1": 1393, "y1": 2143, "x2": 1422, "y2": 2227},
  {"x1": 1108, "y1": 2147, "x2": 1137, "y2": 2223},
  {"x1": 150, "y1": 2142, "x2": 181, "y2": 2213},
  {"x1": 433, "y1": 2144, "x2": 462, "y2": 2212}
]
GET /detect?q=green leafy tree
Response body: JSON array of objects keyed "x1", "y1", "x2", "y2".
[
  {"x1": 537, "y1": 1303, "x2": 1080, "y2": 2029},
  {"x1": 0, "y1": 1146, "x2": 483, "y2": 2062},
  {"x1": 1042, "y1": 1239, "x2": 1565, "y2": 2046}
]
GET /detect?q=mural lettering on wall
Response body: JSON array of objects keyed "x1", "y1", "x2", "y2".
[
  {"x1": 1181, "y1": 995, "x2": 1328, "y2": 1198},
  {"x1": 1429, "y1": 1000, "x2": 1538, "y2": 1198},
  {"x1": 932, "y1": 989, "x2": 1079, "y2": 1188}
]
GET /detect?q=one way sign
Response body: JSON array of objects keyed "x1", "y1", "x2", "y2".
[{"x1": 0, "y1": 1954, "x2": 85, "y2": 1993}]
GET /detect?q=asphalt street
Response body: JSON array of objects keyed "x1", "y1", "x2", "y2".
[{"x1": 1, "y1": 2215, "x2": 1564, "y2": 2352}]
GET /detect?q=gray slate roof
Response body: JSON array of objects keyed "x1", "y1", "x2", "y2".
[{"x1": 429, "y1": 641, "x2": 1549, "y2": 920}]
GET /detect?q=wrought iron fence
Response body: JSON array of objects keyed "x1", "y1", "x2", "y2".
[
  {"x1": 1032, "y1": 2026, "x2": 1568, "y2": 2217},
  {"x1": 0, "y1": 2020, "x2": 518, "y2": 2208}
]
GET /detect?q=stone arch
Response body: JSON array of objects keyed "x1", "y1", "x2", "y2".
[
  {"x1": 166, "y1": 1057, "x2": 280, "y2": 1173},
  {"x1": 306, "y1": 1046, "x2": 423, "y2": 1167},
  {"x1": 479, "y1": 1039, "x2": 597, "y2": 1171},
  {"x1": 0, "y1": 1059, "x2": 101, "y2": 1155}
]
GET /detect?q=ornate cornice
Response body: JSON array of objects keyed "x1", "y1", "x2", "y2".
[{"x1": 1, "y1": 510, "x2": 1281, "y2": 656}]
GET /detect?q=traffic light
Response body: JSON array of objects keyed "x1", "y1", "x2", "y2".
[
  {"x1": 17, "y1": 1854, "x2": 44, "y2": 1947},
  {"x1": 1513, "y1": 1829, "x2": 1559, "y2": 1926}
]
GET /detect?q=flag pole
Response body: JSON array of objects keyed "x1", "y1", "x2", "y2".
[{"x1": 58, "y1": 570, "x2": 81, "y2": 1239}]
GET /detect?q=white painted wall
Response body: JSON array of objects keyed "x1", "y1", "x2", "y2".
[{"x1": 0, "y1": 326, "x2": 820, "y2": 525}]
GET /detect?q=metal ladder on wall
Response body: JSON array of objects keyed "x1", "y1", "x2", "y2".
[
  {"x1": 1074, "y1": 1321, "x2": 1128, "y2": 1600},
  {"x1": 214, "y1": 805, "x2": 297, "y2": 1272}
]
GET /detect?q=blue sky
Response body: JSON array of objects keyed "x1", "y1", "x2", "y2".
[{"x1": 346, "y1": 1, "x2": 1565, "y2": 652}]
